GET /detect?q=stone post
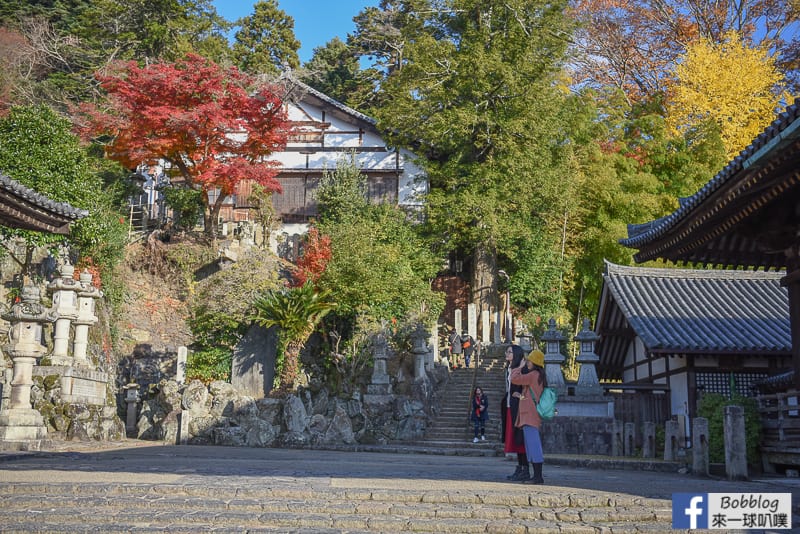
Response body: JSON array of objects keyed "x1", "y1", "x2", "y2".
[
  {"x1": 467, "y1": 303, "x2": 477, "y2": 341},
  {"x1": 642, "y1": 422, "x2": 656, "y2": 458},
  {"x1": 411, "y1": 324, "x2": 429, "y2": 382},
  {"x1": 427, "y1": 325, "x2": 437, "y2": 369},
  {"x1": 724, "y1": 406, "x2": 748, "y2": 480},
  {"x1": 481, "y1": 309, "x2": 490, "y2": 344},
  {"x1": 176, "y1": 346, "x2": 188, "y2": 384},
  {"x1": 454, "y1": 309, "x2": 462, "y2": 335},
  {"x1": 664, "y1": 420, "x2": 680, "y2": 461},
  {"x1": 541, "y1": 318, "x2": 566, "y2": 393},
  {"x1": 492, "y1": 311, "x2": 501, "y2": 343},
  {"x1": 574, "y1": 318, "x2": 602, "y2": 396},
  {"x1": 47, "y1": 264, "x2": 80, "y2": 365},
  {"x1": 73, "y1": 270, "x2": 102, "y2": 367},
  {"x1": 123, "y1": 383, "x2": 140, "y2": 437},
  {"x1": 0, "y1": 285, "x2": 57, "y2": 450},
  {"x1": 624, "y1": 422, "x2": 636, "y2": 456},
  {"x1": 366, "y1": 332, "x2": 391, "y2": 396},
  {"x1": 611, "y1": 419, "x2": 623, "y2": 457},
  {"x1": 692, "y1": 417, "x2": 709, "y2": 476}
]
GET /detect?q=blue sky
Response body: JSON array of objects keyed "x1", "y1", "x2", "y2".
[{"x1": 212, "y1": 0, "x2": 377, "y2": 63}]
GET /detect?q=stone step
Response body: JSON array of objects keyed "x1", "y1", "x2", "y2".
[{"x1": 0, "y1": 481, "x2": 674, "y2": 532}]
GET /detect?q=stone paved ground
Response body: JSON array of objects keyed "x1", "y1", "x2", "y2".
[{"x1": 1, "y1": 440, "x2": 799, "y2": 532}]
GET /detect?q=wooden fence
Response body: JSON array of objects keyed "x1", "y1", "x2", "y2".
[
  {"x1": 757, "y1": 390, "x2": 800, "y2": 468},
  {"x1": 603, "y1": 384, "x2": 671, "y2": 428}
]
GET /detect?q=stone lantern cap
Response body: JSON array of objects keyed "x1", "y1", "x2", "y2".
[
  {"x1": 2, "y1": 286, "x2": 57, "y2": 324},
  {"x1": 574, "y1": 317, "x2": 599, "y2": 344},
  {"x1": 77, "y1": 269, "x2": 103, "y2": 298},
  {"x1": 47, "y1": 263, "x2": 81, "y2": 292},
  {"x1": 541, "y1": 317, "x2": 564, "y2": 344}
]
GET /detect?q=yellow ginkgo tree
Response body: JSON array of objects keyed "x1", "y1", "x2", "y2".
[{"x1": 666, "y1": 30, "x2": 793, "y2": 160}]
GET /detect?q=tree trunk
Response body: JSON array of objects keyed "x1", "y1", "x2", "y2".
[
  {"x1": 279, "y1": 339, "x2": 303, "y2": 391},
  {"x1": 471, "y1": 241, "x2": 498, "y2": 316}
]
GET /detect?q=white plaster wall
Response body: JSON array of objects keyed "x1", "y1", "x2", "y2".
[
  {"x1": 273, "y1": 101, "x2": 427, "y2": 209},
  {"x1": 669, "y1": 371, "x2": 689, "y2": 417}
]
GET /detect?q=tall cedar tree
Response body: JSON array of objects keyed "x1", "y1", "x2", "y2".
[
  {"x1": 301, "y1": 37, "x2": 377, "y2": 111},
  {"x1": 77, "y1": 54, "x2": 290, "y2": 236},
  {"x1": 372, "y1": 0, "x2": 575, "y2": 317},
  {"x1": 232, "y1": 0, "x2": 300, "y2": 76}
]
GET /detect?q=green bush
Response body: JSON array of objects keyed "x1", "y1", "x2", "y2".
[{"x1": 697, "y1": 393, "x2": 761, "y2": 465}]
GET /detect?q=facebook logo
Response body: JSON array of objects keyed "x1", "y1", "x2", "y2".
[{"x1": 673, "y1": 493, "x2": 708, "y2": 529}]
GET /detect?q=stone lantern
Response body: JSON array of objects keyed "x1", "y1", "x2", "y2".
[
  {"x1": 411, "y1": 323, "x2": 429, "y2": 382},
  {"x1": 122, "y1": 383, "x2": 140, "y2": 437},
  {"x1": 72, "y1": 270, "x2": 102, "y2": 367},
  {"x1": 574, "y1": 317, "x2": 603, "y2": 396},
  {"x1": 366, "y1": 331, "x2": 392, "y2": 396},
  {"x1": 0, "y1": 285, "x2": 57, "y2": 449},
  {"x1": 47, "y1": 263, "x2": 80, "y2": 365},
  {"x1": 542, "y1": 318, "x2": 566, "y2": 392}
]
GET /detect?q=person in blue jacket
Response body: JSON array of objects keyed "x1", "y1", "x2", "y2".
[{"x1": 470, "y1": 386, "x2": 488, "y2": 442}]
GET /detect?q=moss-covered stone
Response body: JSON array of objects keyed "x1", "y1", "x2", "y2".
[{"x1": 43, "y1": 374, "x2": 60, "y2": 390}]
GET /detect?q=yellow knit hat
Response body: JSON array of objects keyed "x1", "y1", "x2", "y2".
[{"x1": 526, "y1": 349, "x2": 545, "y2": 368}]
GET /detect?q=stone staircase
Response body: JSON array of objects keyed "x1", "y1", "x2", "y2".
[
  {"x1": 413, "y1": 347, "x2": 507, "y2": 456},
  {"x1": 0, "y1": 480, "x2": 675, "y2": 532}
]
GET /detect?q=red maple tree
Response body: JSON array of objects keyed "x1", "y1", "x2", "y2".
[
  {"x1": 76, "y1": 53, "x2": 291, "y2": 235},
  {"x1": 292, "y1": 226, "x2": 332, "y2": 288}
]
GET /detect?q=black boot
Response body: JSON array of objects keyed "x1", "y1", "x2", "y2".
[
  {"x1": 512, "y1": 463, "x2": 530, "y2": 482},
  {"x1": 524, "y1": 463, "x2": 544, "y2": 484},
  {"x1": 505, "y1": 465, "x2": 522, "y2": 480}
]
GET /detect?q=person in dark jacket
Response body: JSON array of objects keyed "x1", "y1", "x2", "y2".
[
  {"x1": 500, "y1": 344, "x2": 529, "y2": 481},
  {"x1": 470, "y1": 386, "x2": 488, "y2": 442},
  {"x1": 448, "y1": 328, "x2": 463, "y2": 369},
  {"x1": 461, "y1": 330, "x2": 477, "y2": 368}
]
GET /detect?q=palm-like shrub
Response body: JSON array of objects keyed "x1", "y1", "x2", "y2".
[{"x1": 252, "y1": 282, "x2": 336, "y2": 390}]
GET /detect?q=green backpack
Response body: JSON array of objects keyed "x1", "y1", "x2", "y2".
[{"x1": 530, "y1": 386, "x2": 557, "y2": 421}]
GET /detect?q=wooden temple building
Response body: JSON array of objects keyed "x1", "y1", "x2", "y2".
[{"x1": 617, "y1": 98, "x2": 800, "y2": 466}]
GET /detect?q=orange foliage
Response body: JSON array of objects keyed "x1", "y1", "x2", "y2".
[
  {"x1": 291, "y1": 227, "x2": 332, "y2": 287},
  {"x1": 75, "y1": 54, "x2": 292, "y2": 226}
]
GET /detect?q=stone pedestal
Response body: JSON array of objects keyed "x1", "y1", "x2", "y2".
[
  {"x1": 73, "y1": 270, "x2": 102, "y2": 367},
  {"x1": 0, "y1": 286, "x2": 57, "y2": 450},
  {"x1": 47, "y1": 264, "x2": 80, "y2": 366},
  {"x1": 56, "y1": 367, "x2": 109, "y2": 405}
]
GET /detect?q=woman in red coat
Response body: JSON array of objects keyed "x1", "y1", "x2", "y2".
[
  {"x1": 510, "y1": 348, "x2": 546, "y2": 484},
  {"x1": 501, "y1": 344, "x2": 529, "y2": 481}
]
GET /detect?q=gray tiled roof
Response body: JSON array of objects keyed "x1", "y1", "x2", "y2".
[
  {"x1": 602, "y1": 261, "x2": 790, "y2": 352},
  {"x1": 621, "y1": 97, "x2": 800, "y2": 249},
  {"x1": 0, "y1": 173, "x2": 88, "y2": 220},
  {"x1": 279, "y1": 73, "x2": 378, "y2": 127}
]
